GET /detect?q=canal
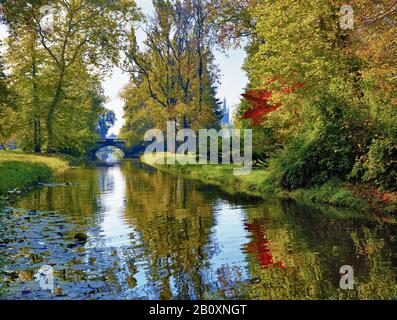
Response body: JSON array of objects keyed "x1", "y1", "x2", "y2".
[{"x1": 1, "y1": 160, "x2": 397, "y2": 299}]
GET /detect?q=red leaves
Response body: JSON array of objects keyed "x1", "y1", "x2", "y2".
[
  {"x1": 366, "y1": 188, "x2": 397, "y2": 203},
  {"x1": 241, "y1": 78, "x2": 303, "y2": 126},
  {"x1": 346, "y1": 184, "x2": 397, "y2": 213},
  {"x1": 241, "y1": 90, "x2": 281, "y2": 126}
]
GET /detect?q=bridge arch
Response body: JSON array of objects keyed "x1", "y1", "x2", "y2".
[
  {"x1": 90, "y1": 139, "x2": 128, "y2": 159},
  {"x1": 90, "y1": 139, "x2": 147, "y2": 159}
]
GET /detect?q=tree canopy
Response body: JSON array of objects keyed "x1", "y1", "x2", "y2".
[
  {"x1": 0, "y1": 0, "x2": 139, "y2": 155},
  {"x1": 120, "y1": 0, "x2": 223, "y2": 145},
  {"x1": 230, "y1": 0, "x2": 397, "y2": 190}
]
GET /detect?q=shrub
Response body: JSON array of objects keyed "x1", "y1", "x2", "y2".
[
  {"x1": 276, "y1": 122, "x2": 356, "y2": 189},
  {"x1": 251, "y1": 127, "x2": 281, "y2": 167},
  {"x1": 273, "y1": 94, "x2": 368, "y2": 190},
  {"x1": 350, "y1": 138, "x2": 397, "y2": 190}
]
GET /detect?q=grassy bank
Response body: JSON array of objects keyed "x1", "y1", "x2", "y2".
[
  {"x1": 0, "y1": 151, "x2": 70, "y2": 198},
  {"x1": 142, "y1": 153, "x2": 397, "y2": 215}
]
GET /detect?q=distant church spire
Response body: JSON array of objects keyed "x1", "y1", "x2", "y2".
[{"x1": 221, "y1": 97, "x2": 229, "y2": 125}]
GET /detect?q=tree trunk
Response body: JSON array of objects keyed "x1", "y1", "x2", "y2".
[
  {"x1": 198, "y1": 47, "x2": 203, "y2": 108},
  {"x1": 31, "y1": 43, "x2": 41, "y2": 153},
  {"x1": 33, "y1": 116, "x2": 41, "y2": 153},
  {"x1": 195, "y1": 0, "x2": 204, "y2": 109},
  {"x1": 46, "y1": 75, "x2": 64, "y2": 154}
]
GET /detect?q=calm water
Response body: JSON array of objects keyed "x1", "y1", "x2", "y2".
[{"x1": 1, "y1": 160, "x2": 397, "y2": 300}]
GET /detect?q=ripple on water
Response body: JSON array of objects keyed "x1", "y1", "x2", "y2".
[{"x1": 0, "y1": 207, "x2": 140, "y2": 300}]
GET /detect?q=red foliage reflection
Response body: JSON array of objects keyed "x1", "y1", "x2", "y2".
[{"x1": 244, "y1": 219, "x2": 286, "y2": 269}]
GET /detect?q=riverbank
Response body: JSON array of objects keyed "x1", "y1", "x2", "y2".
[
  {"x1": 0, "y1": 151, "x2": 70, "y2": 204},
  {"x1": 142, "y1": 153, "x2": 397, "y2": 215}
]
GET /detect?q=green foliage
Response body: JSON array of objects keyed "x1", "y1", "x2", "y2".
[
  {"x1": 274, "y1": 124, "x2": 352, "y2": 190},
  {"x1": 351, "y1": 138, "x2": 397, "y2": 191},
  {"x1": 0, "y1": 55, "x2": 16, "y2": 148},
  {"x1": 0, "y1": 0, "x2": 139, "y2": 155},
  {"x1": 272, "y1": 95, "x2": 363, "y2": 190},
  {"x1": 250, "y1": 127, "x2": 279, "y2": 167}
]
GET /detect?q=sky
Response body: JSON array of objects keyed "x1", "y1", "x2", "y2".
[{"x1": 0, "y1": 0, "x2": 248, "y2": 136}]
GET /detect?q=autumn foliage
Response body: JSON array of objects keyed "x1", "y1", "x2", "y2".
[{"x1": 241, "y1": 80, "x2": 302, "y2": 125}]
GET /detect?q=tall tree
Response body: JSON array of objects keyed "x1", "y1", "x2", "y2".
[
  {"x1": 1, "y1": 1, "x2": 48, "y2": 152},
  {"x1": 212, "y1": 0, "x2": 258, "y2": 48},
  {"x1": 121, "y1": 0, "x2": 221, "y2": 145},
  {"x1": 0, "y1": 52, "x2": 15, "y2": 149},
  {"x1": 232, "y1": 0, "x2": 397, "y2": 189},
  {"x1": 1, "y1": 0, "x2": 139, "y2": 153},
  {"x1": 97, "y1": 110, "x2": 116, "y2": 140}
]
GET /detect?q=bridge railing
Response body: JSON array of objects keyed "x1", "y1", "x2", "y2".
[{"x1": 96, "y1": 139, "x2": 127, "y2": 144}]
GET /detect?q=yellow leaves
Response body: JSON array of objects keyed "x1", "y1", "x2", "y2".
[
  {"x1": 172, "y1": 103, "x2": 217, "y2": 130},
  {"x1": 351, "y1": 0, "x2": 397, "y2": 93}
]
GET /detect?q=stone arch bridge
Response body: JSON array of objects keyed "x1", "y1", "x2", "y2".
[{"x1": 90, "y1": 139, "x2": 145, "y2": 159}]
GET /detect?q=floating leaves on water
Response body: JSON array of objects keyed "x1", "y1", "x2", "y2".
[{"x1": 74, "y1": 233, "x2": 88, "y2": 244}]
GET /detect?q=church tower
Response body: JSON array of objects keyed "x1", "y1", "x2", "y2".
[{"x1": 221, "y1": 97, "x2": 229, "y2": 125}]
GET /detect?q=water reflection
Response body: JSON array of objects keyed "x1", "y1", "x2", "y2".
[
  {"x1": 96, "y1": 166, "x2": 130, "y2": 247},
  {"x1": 1, "y1": 160, "x2": 397, "y2": 299},
  {"x1": 96, "y1": 146, "x2": 124, "y2": 164},
  {"x1": 244, "y1": 218, "x2": 286, "y2": 269}
]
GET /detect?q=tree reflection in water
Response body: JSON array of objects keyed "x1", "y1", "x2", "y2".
[
  {"x1": 1, "y1": 160, "x2": 397, "y2": 299},
  {"x1": 244, "y1": 219, "x2": 286, "y2": 269}
]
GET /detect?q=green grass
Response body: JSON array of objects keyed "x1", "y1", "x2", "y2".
[
  {"x1": 142, "y1": 153, "x2": 275, "y2": 197},
  {"x1": 288, "y1": 179, "x2": 370, "y2": 211},
  {"x1": 0, "y1": 151, "x2": 70, "y2": 294},
  {"x1": 142, "y1": 153, "x2": 397, "y2": 215},
  {"x1": 0, "y1": 151, "x2": 70, "y2": 196}
]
